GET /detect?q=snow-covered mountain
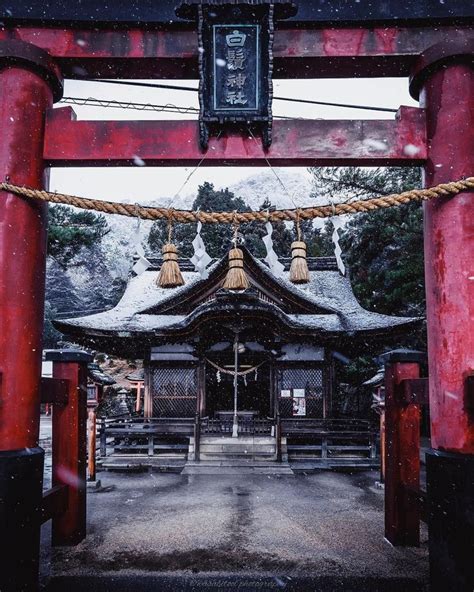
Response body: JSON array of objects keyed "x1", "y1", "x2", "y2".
[
  {"x1": 46, "y1": 170, "x2": 315, "y2": 319},
  {"x1": 226, "y1": 169, "x2": 313, "y2": 211}
]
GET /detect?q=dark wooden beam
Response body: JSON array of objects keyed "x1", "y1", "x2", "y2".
[
  {"x1": 0, "y1": 26, "x2": 468, "y2": 78},
  {"x1": 41, "y1": 485, "x2": 68, "y2": 524},
  {"x1": 44, "y1": 106, "x2": 426, "y2": 167},
  {"x1": 1, "y1": 0, "x2": 472, "y2": 26}
]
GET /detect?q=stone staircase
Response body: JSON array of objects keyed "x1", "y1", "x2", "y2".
[{"x1": 183, "y1": 435, "x2": 293, "y2": 474}]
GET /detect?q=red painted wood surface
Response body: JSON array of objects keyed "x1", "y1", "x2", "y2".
[
  {"x1": 0, "y1": 26, "x2": 462, "y2": 78},
  {"x1": 45, "y1": 106, "x2": 426, "y2": 167},
  {"x1": 51, "y1": 361, "x2": 87, "y2": 546},
  {"x1": 0, "y1": 67, "x2": 52, "y2": 451},
  {"x1": 385, "y1": 362, "x2": 421, "y2": 546},
  {"x1": 421, "y1": 63, "x2": 474, "y2": 454},
  {"x1": 379, "y1": 410, "x2": 386, "y2": 483}
]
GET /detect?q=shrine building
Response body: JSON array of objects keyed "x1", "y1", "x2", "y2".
[{"x1": 56, "y1": 248, "x2": 419, "y2": 468}]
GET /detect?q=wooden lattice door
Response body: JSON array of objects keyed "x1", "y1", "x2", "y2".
[{"x1": 150, "y1": 366, "x2": 198, "y2": 417}]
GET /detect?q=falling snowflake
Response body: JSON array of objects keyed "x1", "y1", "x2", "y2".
[
  {"x1": 132, "y1": 155, "x2": 146, "y2": 167},
  {"x1": 403, "y1": 144, "x2": 421, "y2": 156}
]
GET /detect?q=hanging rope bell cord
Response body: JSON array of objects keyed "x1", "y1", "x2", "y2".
[
  {"x1": 222, "y1": 222, "x2": 250, "y2": 291},
  {"x1": 289, "y1": 214, "x2": 310, "y2": 284},
  {"x1": 157, "y1": 216, "x2": 185, "y2": 288}
]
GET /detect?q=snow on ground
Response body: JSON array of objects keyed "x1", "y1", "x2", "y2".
[{"x1": 47, "y1": 470, "x2": 428, "y2": 585}]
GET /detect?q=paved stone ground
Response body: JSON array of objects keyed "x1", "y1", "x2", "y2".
[{"x1": 43, "y1": 469, "x2": 429, "y2": 591}]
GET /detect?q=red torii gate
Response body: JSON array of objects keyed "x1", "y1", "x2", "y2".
[{"x1": 0, "y1": 3, "x2": 473, "y2": 591}]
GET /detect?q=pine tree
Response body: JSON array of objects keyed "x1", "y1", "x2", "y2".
[
  {"x1": 149, "y1": 182, "x2": 271, "y2": 259},
  {"x1": 308, "y1": 166, "x2": 425, "y2": 341},
  {"x1": 252, "y1": 198, "x2": 293, "y2": 258},
  {"x1": 48, "y1": 205, "x2": 110, "y2": 268},
  {"x1": 306, "y1": 166, "x2": 426, "y2": 385},
  {"x1": 148, "y1": 183, "x2": 332, "y2": 261}
]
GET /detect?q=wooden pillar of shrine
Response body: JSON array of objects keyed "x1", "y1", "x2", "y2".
[
  {"x1": 384, "y1": 352, "x2": 423, "y2": 547},
  {"x1": 0, "y1": 40, "x2": 62, "y2": 592},
  {"x1": 143, "y1": 364, "x2": 152, "y2": 418},
  {"x1": 410, "y1": 39, "x2": 474, "y2": 591},
  {"x1": 49, "y1": 350, "x2": 92, "y2": 546}
]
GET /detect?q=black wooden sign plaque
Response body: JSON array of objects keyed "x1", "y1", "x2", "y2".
[
  {"x1": 212, "y1": 24, "x2": 260, "y2": 113},
  {"x1": 176, "y1": 1, "x2": 297, "y2": 150}
]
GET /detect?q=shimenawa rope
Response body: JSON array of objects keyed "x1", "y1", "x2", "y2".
[
  {"x1": 205, "y1": 358, "x2": 265, "y2": 377},
  {"x1": 0, "y1": 177, "x2": 472, "y2": 225}
]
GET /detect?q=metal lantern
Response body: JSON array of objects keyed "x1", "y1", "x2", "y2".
[{"x1": 176, "y1": 0, "x2": 297, "y2": 150}]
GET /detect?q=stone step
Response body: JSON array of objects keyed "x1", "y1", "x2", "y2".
[
  {"x1": 188, "y1": 436, "x2": 286, "y2": 463},
  {"x1": 199, "y1": 452, "x2": 276, "y2": 461},
  {"x1": 99, "y1": 460, "x2": 184, "y2": 474},
  {"x1": 199, "y1": 436, "x2": 276, "y2": 445},
  {"x1": 199, "y1": 444, "x2": 276, "y2": 454},
  {"x1": 182, "y1": 460, "x2": 294, "y2": 475},
  {"x1": 188, "y1": 459, "x2": 277, "y2": 466}
]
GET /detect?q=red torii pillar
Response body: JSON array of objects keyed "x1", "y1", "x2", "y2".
[
  {"x1": 410, "y1": 40, "x2": 474, "y2": 592},
  {"x1": 0, "y1": 40, "x2": 62, "y2": 591}
]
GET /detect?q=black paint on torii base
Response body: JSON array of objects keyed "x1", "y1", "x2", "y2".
[
  {"x1": 426, "y1": 449, "x2": 474, "y2": 592},
  {"x1": 0, "y1": 447, "x2": 44, "y2": 592}
]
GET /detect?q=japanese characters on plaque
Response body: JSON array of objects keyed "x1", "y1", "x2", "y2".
[{"x1": 212, "y1": 25, "x2": 260, "y2": 112}]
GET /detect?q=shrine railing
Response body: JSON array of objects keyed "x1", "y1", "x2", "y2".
[
  {"x1": 282, "y1": 418, "x2": 378, "y2": 464},
  {"x1": 200, "y1": 416, "x2": 274, "y2": 436},
  {"x1": 98, "y1": 417, "x2": 195, "y2": 457},
  {"x1": 281, "y1": 418, "x2": 375, "y2": 435}
]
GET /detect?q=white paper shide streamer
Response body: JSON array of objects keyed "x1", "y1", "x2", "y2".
[
  {"x1": 132, "y1": 217, "x2": 151, "y2": 275},
  {"x1": 190, "y1": 221, "x2": 212, "y2": 279},
  {"x1": 262, "y1": 221, "x2": 285, "y2": 278},
  {"x1": 331, "y1": 216, "x2": 346, "y2": 276}
]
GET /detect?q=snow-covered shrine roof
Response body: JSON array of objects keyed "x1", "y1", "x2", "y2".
[{"x1": 55, "y1": 249, "x2": 420, "y2": 353}]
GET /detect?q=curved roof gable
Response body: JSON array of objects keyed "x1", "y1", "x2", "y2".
[
  {"x1": 141, "y1": 247, "x2": 339, "y2": 316},
  {"x1": 54, "y1": 249, "x2": 421, "y2": 351}
]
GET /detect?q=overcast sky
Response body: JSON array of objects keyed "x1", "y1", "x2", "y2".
[{"x1": 50, "y1": 78, "x2": 418, "y2": 206}]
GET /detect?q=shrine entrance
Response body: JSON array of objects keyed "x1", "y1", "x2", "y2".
[{"x1": 205, "y1": 356, "x2": 271, "y2": 420}]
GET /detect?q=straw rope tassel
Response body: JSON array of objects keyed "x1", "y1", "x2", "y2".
[
  {"x1": 157, "y1": 218, "x2": 185, "y2": 288},
  {"x1": 289, "y1": 216, "x2": 309, "y2": 284},
  {"x1": 222, "y1": 224, "x2": 250, "y2": 291}
]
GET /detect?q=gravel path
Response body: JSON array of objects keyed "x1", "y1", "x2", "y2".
[{"x1": 49, "y1": 469, "x2": 428, "y2": 586}]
